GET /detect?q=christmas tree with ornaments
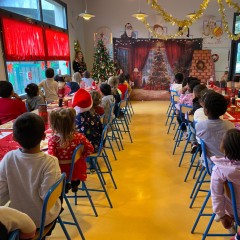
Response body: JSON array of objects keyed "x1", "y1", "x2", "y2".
[
  {"x1": 92, "y1": 39, "x2": 115, "y2": 83},
  {"x1": 145, "y1": 43, "x2": 170, "y2": 90}
]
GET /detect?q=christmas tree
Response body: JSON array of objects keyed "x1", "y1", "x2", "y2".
[
  {"x1": 92, "y1": 39, "x2": 115, "y2": 83},
  {"x1": 145, "y1": 44, "x2": 170, "y2": 90}
]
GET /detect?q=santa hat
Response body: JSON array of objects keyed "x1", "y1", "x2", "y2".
[{"x1": 72, "y1": 89, "x2": 93, "y2": 113}]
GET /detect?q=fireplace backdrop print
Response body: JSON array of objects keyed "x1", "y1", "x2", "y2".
[{"x1": 113, "y1": 38, "x2": 202, "y2": 100}]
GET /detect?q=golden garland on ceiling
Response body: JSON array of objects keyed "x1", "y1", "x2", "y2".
[
  {"x1": 218, "y1": 0, "x2": 240, "y2": 41},
  {"x1": 148, "y1": 0, "x2": 210, "y2": 27},
  {"x1": 225, "y1": 0, "x2": 240, "y2": 12},
  {"x1": 143, "y1": 0, "x2": 240, "y2": 40}
]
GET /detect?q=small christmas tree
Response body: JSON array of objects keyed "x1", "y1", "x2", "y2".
[
  {"x1": 92, "y1": 39, "x2": 115, "y2": 83},
  {"x1": 145, "y1": 44, "x2": 170, "y2": 90}
]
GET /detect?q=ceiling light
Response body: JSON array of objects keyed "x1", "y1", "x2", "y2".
[
  {"x1": 132, "y1": 0, "x2": 148, "y2": 21},
  {"x1": 78, "y1": 0, "x2": 95, "y2": 21},
  {"x1": 132, "y1": 11, "x2": 148, "y2": 21}
]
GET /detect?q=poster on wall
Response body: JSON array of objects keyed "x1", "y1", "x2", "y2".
[{"x1": 113, "y1": 38, "x2": 202, "y2": 100}]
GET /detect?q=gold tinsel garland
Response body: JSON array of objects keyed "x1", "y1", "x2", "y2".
[
  {"x1": 225, "y1": 0, "x2": 240, "y2": 12},
  {"x1": 218, "y1": 0, "x2": 240, "y2": 40},
  {"x1": 148, "y1": 0, "x2": 210, "y2": 27},
  {"x1": 144, "y1": 0, "x2": 240, "y2": 40}
]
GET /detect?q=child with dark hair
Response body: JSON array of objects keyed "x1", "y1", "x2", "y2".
[
  {"x1": 170, "y1": 72, "x2": 184, "y2": 92},
  {"x1": 90, "y1": 90, "x2": 104, "y2": 116},
  {"x1": 0, "y1": 113, "x2": 61, "y2": 234},
  {"x1": 38, "y1": 68, "x2": 58, "y2": 103},
  {"x1": 196, "y1": 91, "x2": 234, "y2": 159},
  {"x1": 0, "y1": 81, "x2": 26, "y2": 124},
  {"x1": 25, "y1": 83, "x2": 45, "y2": 111},
  {"x1": 124, "y1": 73, "x2": 132, "y2": 95},
  {"x1": 189, "y1": 84, "x2": 207, "y2": 116},
  {"x1": 211, "y1": 129, "x2": 240, "y2": 236},
  {"x1": 176, "y1": 79, "x2": 201, "y2": 112},
  {"x1": 48, "y1": 108, "x2": 94, "y2": 192},
  {"x1": 0, "y1": 207, "x2": 36, "y2": 240},
  {"x1": 100, "y1": 83, "x2": 115, "y2": 125},
  {"x1": 118, "y1": 73, "x2": 128, "y2": 100}
]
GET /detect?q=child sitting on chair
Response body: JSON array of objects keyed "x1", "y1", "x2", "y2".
[
  {"x1": 0, "y1": 113, "x2": 61, "y2": 235},
  {"x1": 90, "y1": 90, "x2": 104, "y2": 116},
  {"x1": 211, "y1": 129, "x2": 240, "y2": 236},
  {"x1": 195, "y1": 91, "x2": 234, "y2": 162},
  {"x1": 48, "y1": 108, "x2": 94, "y2": 192},
  {"x1": 72, "y1": 89, "x2": 103, "y2": 172},
  {"x1": 100, "y1": 83, "x2": 115, "y2": 125},
  {"x1": 0, "y1": 206, "x2": 36, "y2": 240},
  {"x1": 0, "y1": 81, "x2": 26, "y2": 124},
  {"x1": 25, "y1": 83, "x2": 45, "y2": 111}
]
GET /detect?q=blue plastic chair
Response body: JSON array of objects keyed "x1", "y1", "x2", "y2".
[
  {"x1": 33, "y1": 173, "x2": 74, "y2": 240},
  {"x1": 86, "y1": 124, "x2": 117, "y2": 208},
  {"x1": 189, "y1": 139, "x2": 211, "y2": 208},
  {"x1": 172, "y1": 104, "x2": 193, "y2": 155},
  {"x1": 114, "y1": 100, "x2": 133, "y2": 143},
  {"x1": 8, "y1": 230, "x2": 20, "y2": 240},
  {"x1": 166, "y1": 90, "x2": 178, "y2": 126},
  {"x1": 105, "y1": 103, "x2": 121, "y2": 160},
  {"x1": 190, "y1": 140, "x2": 235, "y2": 239},
  {"x1": 167, "y1": 93, "x2": 180, "y2": 134},
  {"x1": 64, "y1": 144, "x2": 98, "y2": 217}
]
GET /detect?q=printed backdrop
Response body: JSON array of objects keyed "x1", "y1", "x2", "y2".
[{"x1": 113, "y1": 38, "x2": 202, "y2": 100}]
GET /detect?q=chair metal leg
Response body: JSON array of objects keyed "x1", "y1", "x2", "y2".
[
  {"x1": 58, "y1": 216, "x2": 71, "y2": 240},
  {"x1": 66, "y1": 181, "x2": 98, "y2": 217},
  {"x1": 190, "y1": 170, "x2": 208, "y2": 208},
  {"x1": 191, "y1": 191, "x2": 211, "y2": 233},
  {"x1": 184, "y1": 146, "x2": 200, "y2": 182},
  {"x1": 63, "y1": 195, "x2": 85, "y2": 240}
]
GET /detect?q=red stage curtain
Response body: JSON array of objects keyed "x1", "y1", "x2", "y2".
[
  {"x1": 2, "y1": 18, "x2": 45, "y2": 61},
  {"x1": 165, "y1": 40, "x2": 184, "y2": 69},
  {"x1": 45, "y1": 29, "x2": 70, "y2": 60},
  {"x1": 133, "y1": 41, "x2": 152, "y2": 71}
]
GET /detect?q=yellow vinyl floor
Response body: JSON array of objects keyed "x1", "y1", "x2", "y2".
[{"x1": 51, "y1": 101, "x2": 232, "y2": 240}]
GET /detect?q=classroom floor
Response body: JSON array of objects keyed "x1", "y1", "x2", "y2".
[{"x1": 51, "y1": 101, "x2": 232, "y2": 240}]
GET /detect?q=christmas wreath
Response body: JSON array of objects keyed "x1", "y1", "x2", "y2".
[
  {"x1": 196, "y1": 60, "x2": 205, "y2": 71},
  {"x1": 211, "y1": 54, "x2": 219, "y2": 62}
]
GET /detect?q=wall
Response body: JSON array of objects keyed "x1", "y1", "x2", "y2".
[
  {"x1": 61, "y1": 0, "x2": 85, "y2": 67},
  {"x1": 77, "y1": 0, "x2": 235, "y2": 81}
]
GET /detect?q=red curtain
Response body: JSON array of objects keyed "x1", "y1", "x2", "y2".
[
  {"x1": 2, "y1": 18, "x2": 45, "y2": 61},
  {"x1": 133, "y1": 41, "x2": 152, "y2": 71},
  {"x1": 45, "y1": 29, "x2": 70, "y2": 60},
  {"x1": 165, "y1": 40, "x2": 184, "y2": 69}
]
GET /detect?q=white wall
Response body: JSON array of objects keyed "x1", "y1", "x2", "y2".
[
  {"x1": 61, "y1": 0, "x2": 85, "y2": 69},
  {"x1": 72, "y1": 0, "x2": 235, "y2": 81}
]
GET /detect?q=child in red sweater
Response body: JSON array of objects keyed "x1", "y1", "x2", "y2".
[{"x1": 0, "y1": 81, "x2": 26, "y2": 124}]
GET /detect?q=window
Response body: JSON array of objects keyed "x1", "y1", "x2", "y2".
[
  {"x1": 47, "y1": 60, "x2": 70, "y2": 76},
  {"x1": 0, "y1": 0, "x2": 40, "y2": 20},
  {"x1": 6, "y1": 61, "x2": 45, "y2": 95},
  {"x1": 41, "y1": 0, "x2": 66, "y2": 29}
]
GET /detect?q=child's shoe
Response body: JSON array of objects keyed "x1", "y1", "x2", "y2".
[
  {"x1": 214, "y1": 214, "x2": 221, "y2": 222},
  {"x1": 191, "y1": 143, "x2": 198, "y2": 154},
  {"x1": 71, "y1": 179, "x2": 80, "y2": 193}
]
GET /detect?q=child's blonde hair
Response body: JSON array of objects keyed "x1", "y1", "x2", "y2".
[
  {"x1": 73, "y1": 72, "x2": 82, "y2": 84},
  {"x1": 49, "y1": 108, "x2": 76, "y2": 146}
]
